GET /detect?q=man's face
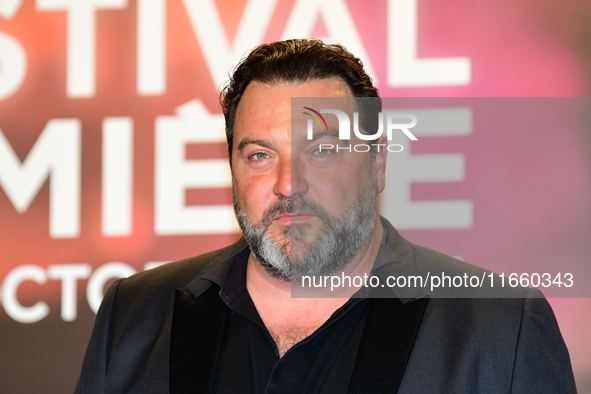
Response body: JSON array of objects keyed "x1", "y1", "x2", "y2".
[{"x1": 231, "y1": 78, "x2": 386, "y2": 281}]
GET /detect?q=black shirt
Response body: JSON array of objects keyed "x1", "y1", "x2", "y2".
[{"x1": 191, "y1": 228, "x2": 405, "y2": 393}]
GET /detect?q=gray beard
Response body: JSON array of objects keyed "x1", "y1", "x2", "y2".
[{"x1": 232, "y1": 171, "x2": 378, "y2": 282}]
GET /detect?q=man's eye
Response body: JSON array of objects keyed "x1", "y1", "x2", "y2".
[
  {"x1": 250, "y1": 152, "x2": 269, "y2": 160},
  {"x1": 314, "y1": 145, "x2": 332, "y2": 156},
  {"x1": 314, "y1": 147, "x2": 333, "y2": 155}
]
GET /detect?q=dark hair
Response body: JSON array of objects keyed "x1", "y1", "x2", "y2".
[{"x1": 220, "y1": 39, "x2": 381, "y2": 157}]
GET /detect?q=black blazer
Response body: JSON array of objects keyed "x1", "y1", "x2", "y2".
[{"x1": 76, "y1": 221, "x2": 576, "y2": 393}]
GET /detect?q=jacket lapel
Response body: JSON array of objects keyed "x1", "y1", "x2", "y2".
[
  {"x1": 169, "y1": 284, "x2": 229, "y2": 394},
  {"x1": 348, "y1": 297, "x2": 430, "y2": 394}
]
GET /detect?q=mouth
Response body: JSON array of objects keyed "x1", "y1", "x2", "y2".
[{"x1": 273, "y1": 213, "x2": 315, "y2": 224}]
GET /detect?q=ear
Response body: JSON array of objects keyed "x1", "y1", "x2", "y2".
[{"x1": 375, "y1": 135, "x2": 388, "y2": 193}]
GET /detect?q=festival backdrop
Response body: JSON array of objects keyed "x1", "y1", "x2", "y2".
[{"x1": 0, "y1": 0, "x2": 590, "y2": 392}]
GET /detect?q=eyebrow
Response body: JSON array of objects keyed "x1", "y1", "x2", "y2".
[
  {"x1": 307, "y1": 129, "x2": 350, "y2": 145},
  {"x1": 308, "y1": 129, "x2": 340, "y2": 141},
  {"x1": 237, "y1": 138, "x2": 272, "y2": 152}
]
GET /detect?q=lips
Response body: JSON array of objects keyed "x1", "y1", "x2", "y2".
[
  {"x1": 274, "y1": 213, "x2": 315, "y2": 223},
  {"x1": 260, "y1": 196, "x2": 326, "y2": 227}
]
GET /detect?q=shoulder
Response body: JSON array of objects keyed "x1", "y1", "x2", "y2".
[
  {"x1": 108, "y1": 239, "x2": 247, "y2": 311},
  {"x1": 394, "y1": 239, "x2": 533, "y2": 299},
  {"x1": 402, "y1": 246, "x2": 574, "y2": 391},
  {"x1": 401, "y1": 240, "x2": 560, "y2": 347},
  {"x1": 123, "y1": 238, "x2": 246, "y2": 288},
  {"x1": 117, "y1": 248, "x2": 224, "y2": 293},
  {"x1": 411, "y1": 242, "x2": 533, "y2": 298},
  {"x1": 76, "y1": 242, "x2": 247, "y2": 392},
  {"x1": 408, "y1": 245, "x2": 575, "y2": 389}
]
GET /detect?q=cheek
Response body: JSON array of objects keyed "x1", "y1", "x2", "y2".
[
  {"x1": 232, "y1": 174, "x2": 273, "y2": 214},
  {"x1": 315, "y1": 158, "x2": 370, "y2": 204}
]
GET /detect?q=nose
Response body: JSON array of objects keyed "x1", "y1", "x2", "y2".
[{"x1": 273, "y1": 154, "x2": 308, "y2": 198}]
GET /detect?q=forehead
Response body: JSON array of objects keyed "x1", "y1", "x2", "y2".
[{"x1": 234, "y1": 78, "x2": 352, "y2": 133}]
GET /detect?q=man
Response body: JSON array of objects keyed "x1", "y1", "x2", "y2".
[{"x1": 76, "y1": 39, "x2": 576, "y2": 393}]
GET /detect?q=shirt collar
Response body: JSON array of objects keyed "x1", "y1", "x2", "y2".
[{"x1": 184, "y1": 238, "x2": 250, "y2": 302}]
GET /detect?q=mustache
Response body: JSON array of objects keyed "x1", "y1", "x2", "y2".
[{"x1": 261, "y1": 197, "x2": 330, "y2": 227}]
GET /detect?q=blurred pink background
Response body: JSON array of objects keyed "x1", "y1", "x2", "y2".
[{"x1": 0, "y1": 0, "x2": 589, "y2": 392}]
